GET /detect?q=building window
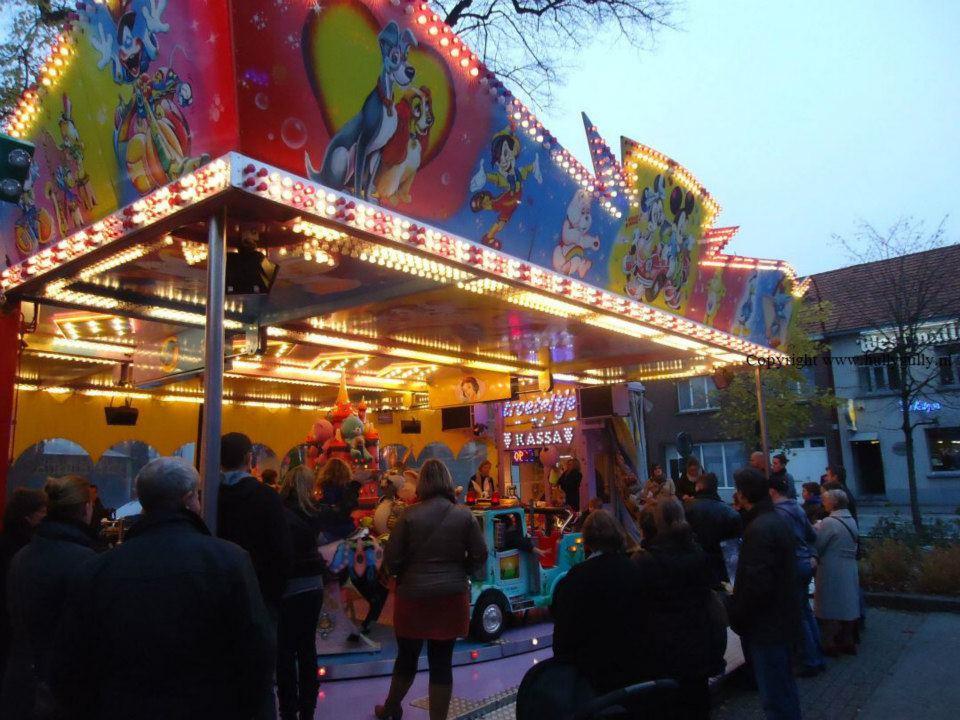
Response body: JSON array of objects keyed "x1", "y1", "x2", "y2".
[
  {"x1": 937, "y1": 344, "x2": 960, "y2": 387},
  {"x1": 677, "y1": 376, "x2": 718, "y2": 412},
  {"x1": 857, "y1": 355, "x2": 900, "y2": 393},
  {"x1": 928, "y1": 427, "x2": 960, "y2": 471},
  {"x1": 809, "y1": 438, "x2": 827, "y2": 448},
  {"x1": 668, "y1": 441, "x2": 745, "y2": 488}
]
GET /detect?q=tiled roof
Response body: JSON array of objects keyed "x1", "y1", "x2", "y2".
[{"x1": 803, "y1": 243, "x2": 960, "y2": 336}]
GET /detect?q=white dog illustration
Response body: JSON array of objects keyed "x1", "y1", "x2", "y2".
[{"x1": 554, "y1": 189, "x2": 600, "y2": 277}]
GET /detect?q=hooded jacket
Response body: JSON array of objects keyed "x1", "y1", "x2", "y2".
[{"x1": 218, "y1": 475, "x2": 294, "y2": 604}]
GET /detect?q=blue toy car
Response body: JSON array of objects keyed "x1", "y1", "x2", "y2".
[{"x1": 468, "y1": 506, "x2": 585, "y2": 641}]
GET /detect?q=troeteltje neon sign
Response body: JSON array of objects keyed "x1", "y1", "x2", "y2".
[
  {"x1": 503, "y1": 424, "x2": 575, "y2": 449},
  {"x1": 502, "y1": 389, "x2": 577, "y2": 427}
]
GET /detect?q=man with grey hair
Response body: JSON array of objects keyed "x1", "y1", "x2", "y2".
[{"x1": 51, "y1": 457, "x2": 275, "y2": 720}]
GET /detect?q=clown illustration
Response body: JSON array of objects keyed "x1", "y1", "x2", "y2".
[
  {"x1": 80, "y1": 0, "x2": 209, "y2": 194},
  {"x1": 42, "y1": 94, "x2": 97, "y2": 237},
  {"x1": 469, "y1": 130, "x2": 542, "y2": 249},
  {"x1": 14, "y1": 162, "x2": 55, "y2": 257}
]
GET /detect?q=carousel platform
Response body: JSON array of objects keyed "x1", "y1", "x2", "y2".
[{"x1": 316, "y1": 620, "x2": 554, "y2": 681}]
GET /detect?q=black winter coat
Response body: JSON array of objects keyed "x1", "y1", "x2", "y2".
[
  {"x1": 633, "y1": 529, "x2": 726, "y2": 680},
  {"x1": 557, "y1": 469, "x2": 582, "y2": 511},
  {"x1": 51, "y1": 510, "x2": 275, "y2": 720},
  {"x1": 0, "y1": 521, "x2": 34, "y2": 679},
  {"x1": 727, "y1": 499, "x2": 800, "y2": 646},
  {"x1": 684, "y1": 491, "x2": 742, "y2": 584},
  {"x1": 219, "y1": 476, "x2": 294, "y2": 604},
  {"x1": 1, "y1": 518, "x2": 95, "y2": 718},
  {"x1": 551, "y1": 552, "x2": 646, "y2": 694},
  {"x1": 282, "y1": 496, "x2": 326, "y2": 582}
]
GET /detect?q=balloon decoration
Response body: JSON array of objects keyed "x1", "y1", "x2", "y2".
[
  {"x1": 540, "y1": 445, "x2": 560, "y2": 486},
  {"x1": 304, "y1": 374, "x2": 380, "y2": 470}
]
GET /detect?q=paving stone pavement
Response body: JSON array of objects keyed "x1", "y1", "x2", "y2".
[
  {"x1": 469, "y1": 609, "x2": 958, "y2": 719},
  {"x1": 713, "y1": 609, "x2": 931, "y2": 720}
]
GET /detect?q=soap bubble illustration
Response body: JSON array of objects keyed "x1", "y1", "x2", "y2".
[{"x1": 281, "y1": 117, "x2": 308, "y2": 149}]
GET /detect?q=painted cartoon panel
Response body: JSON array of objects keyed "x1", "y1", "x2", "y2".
[
  {"x1": 0, "y1": 0, "x2": 236, "y2": 265},
  {"x1": 609, "y1": 166, "x2": 705, "y2": 313},
  {"x1": 0, "y1": 0, "x2": 799, "y2": 352},
  {"x1": 233, "y1": 0, "x2": 795, "y2": 349}
]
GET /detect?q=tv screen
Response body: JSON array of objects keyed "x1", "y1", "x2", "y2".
[{"x1": 441, "y1": 405, "x2": 472, "y2": 431}]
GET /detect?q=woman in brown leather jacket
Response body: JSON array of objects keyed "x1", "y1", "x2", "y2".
[{"x1": 376, "y1": 460, "x2": 487, "y2": 720}]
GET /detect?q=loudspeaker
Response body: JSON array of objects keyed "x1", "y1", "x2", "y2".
[
  {"x1": 105, "y1": 405, "x2": 139, "y2": 426},
  {"x1": 225, "y1": 246, "x2": 278, "y2": 295},
  {"x1": 577, "y1": 383, "x2": 630, "y2": 420}
]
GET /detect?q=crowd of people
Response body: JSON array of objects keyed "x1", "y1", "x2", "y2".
[
  {"x1": 0, "y1": 433, "x2": 493, "y2": 720},
  {"x1": 0, "y1": 434, "x2": 863, "y2": 720},
  {"x1": 549, "y1": 454, "x2": 863, "y2": 719}
]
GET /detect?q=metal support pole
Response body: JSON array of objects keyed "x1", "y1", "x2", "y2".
[
  {"x1": 200, "y1": 211, "x2": 226, "y2": 533},
  {"x1": 754, "y1": 365, "x2": 770, "y2": 478}
]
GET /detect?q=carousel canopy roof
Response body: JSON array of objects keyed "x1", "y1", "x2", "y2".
[{"x1": 0, "y1": 0, "x2": 804, "y2": 404}]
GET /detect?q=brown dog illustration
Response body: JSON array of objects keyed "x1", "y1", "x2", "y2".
[{"x1": 373, "y1": 86, "x2": 434, "y2": 204}]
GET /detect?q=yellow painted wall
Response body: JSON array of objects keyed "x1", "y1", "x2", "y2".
[{"x1": 13, "y1": 392, "x2": 495, "y2": 466}]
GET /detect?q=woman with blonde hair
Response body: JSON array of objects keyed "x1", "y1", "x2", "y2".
[
  {"x1": 1, "y1": 476, "x2": 95, "y2": 717},
  {"x1": 377, "y1": 459, "x2": 487, "y2": 720},
  {"x1": 275, "y1": 465, "x2": 326, "y2": 720}
]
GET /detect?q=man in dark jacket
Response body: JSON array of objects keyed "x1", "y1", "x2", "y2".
[
  {"x1": 823, "y1": 465, "x2": 857, "y2": 521},
  {"x1": 219, "y1": 432, "x2": 293, "y2": 720},
  {"x1": 728, "y1": 468, "x2": 801, "y2": 720},
  {"x1": 52, "y1": 457, "x2": 274, "y2": 720},
  {"x1": 770, "y1": 453, "x2": 797, "y2": 500},
  {"x1": 219, "y1": 433, "x2": 294, "y2": 607},
  {"x1": 684, "y1": 472, "x2": 742, "y2": 585}
]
